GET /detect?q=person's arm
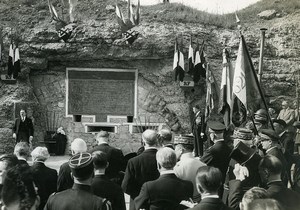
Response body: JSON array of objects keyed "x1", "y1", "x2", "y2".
[
  {"x1": 121, "y1": 160, "x2": 135, "y2": 197},
  {"x1": 12, "y1": 119, "x2": 17, "y2": 139},
  {"x1": 28, "y1": 118, "x2": 34, "y2": 138},
  {"x1": 285, "y1": 109, "x2": 295, "y2": 125},
  {"x1": 134, "y1": 183, "x2": 150, "y2": 210}
]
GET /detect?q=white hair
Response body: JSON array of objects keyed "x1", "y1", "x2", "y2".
[
  {"x1": 71, "y1": 138, "x2": 87, "y2": 154},
  {"x1": 31, "y1": 147, "x2": 50, "y2": 162}
]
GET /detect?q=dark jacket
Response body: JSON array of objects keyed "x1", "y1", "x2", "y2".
[
  {"x1": 91, "y1": 174, "x2": 126, "y2": 210},
  {"x1": 121, "y1": 148, "x2": 160, "y2": 199},
  {"x1": 200, "y1": 141, "x2": 232, "y2": 182},
  {"x1": 267, "y1": 180, "x2": 300, "y2": 210},
  {"x1": 31, "y1": 162, "x2": 58, "y2": 210},
  {"x1": 13, "y1": 117, "x2": 34, "y2": 143},
  {"x1": 89, "y1": 143, "x2": 125, "y2": 182},
  {"x1": 134, "y1": 173, "x2": 193, "y2": 210},
  {"x1": 57, "y1": 161, "x2": 73, "y2": 192},
  {"x1": 189, "y1": 197, "x2": 233, "y2": 210},
  {"x1": 44, "y1": 184, "x2": 110, "y2": 210}
]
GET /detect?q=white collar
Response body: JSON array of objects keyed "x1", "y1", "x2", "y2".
[
  {"x1": 266, "y1": 146, "x2": 277, "y2": 153},
  {"x1": 180, "y1": 152, "x2": 194, "y2": 160},
  {"x1": 18, "y1": 157, "x2": 27, "y2": 161},
  {"x1": 214, "y1": 139, "x2": 224, "y2": 143},
  {"x1": 94, "y1": 171, "x2": 105, "y2": 176},
  {"x1": 201, "y1": 194, "x2": 219, "y2": 199},
  {"x1": 160, "y1": 170, "x2": 175, "y2": 175},
  {"x1": 145, "y1": 146, "x2": 157, "y2": 150}
]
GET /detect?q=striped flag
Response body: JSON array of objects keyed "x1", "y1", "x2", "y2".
[
  {"x1": 13, "y1": 44, "x2": 20, "y2": 79},
  {"x1": 194, "y1": 41, "x2": 206, "y2": 82},
  {"x1": 219, "y1": 49, "x2": 234, "y2": 127},
  {"x1": 173, "y1": 37, "x2": 185, "y2": 81},
  {"x1": 232, "y1": 35, "x2": 263, "y2": 126},
  {"x1": 7, "y1": 43, "x2": 14, "y2": 77},
  {"x1": 188, "y1": 35, "x2": 194, "y2": 75},
  {"x1": 205, "y1": 63, "x2": 215, "y2": 121}
]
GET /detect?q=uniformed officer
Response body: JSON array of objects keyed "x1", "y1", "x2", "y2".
[{"x1": 44, "y1": 152, "x2": 111, "y2": 210}]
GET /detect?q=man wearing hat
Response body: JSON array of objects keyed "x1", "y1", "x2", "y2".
[
  {"x1": 89, "y1": 130, "x2": 125, "y2": 185},
  {"x1": 245, "y1": 109, "x2": 269, "y2": 132},
  {"x1": 259, "y1": 129, "x2": 289, "y2": 186},
  {"x1": 277, "y1": 100, "x2": 295, "y2": 126},
  {"x1": 122, "y1": 129, "x2": 160, "y2": 210},
  {"x1": 44, "y1": 152, "x2": 111, "y2": 210},
  {"x1": 200, "y1": 121, "x2": 231, "y2": 197},
  {"x1": 174, "y1": 134, "x2": 206, "y2": 202}
]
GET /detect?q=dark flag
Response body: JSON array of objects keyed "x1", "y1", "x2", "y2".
[
  {"x1": 205, "y1": 63, "x2": 215, "y2": 121},
  {"x1": 13, "y1": 44, "x2": 20, "y2": 79},
  {"x1": 232, "y1": 35, "x2": 263, "y2": 126},
  {"x1": 194, "y1": 41, "x2": 206, "y2": 82},
  {"x1": 188, "y1": 35, "x2": 194, "y2": 75},
  {"x1": 7, "y1": 43, "x2": 14, "y2": 78},
  {"x1": 219, "y1": 49, "x2": 234, "y2": 128},
  {"x1": 173, "y1": 37, "x2": 185, "y2": 81}
]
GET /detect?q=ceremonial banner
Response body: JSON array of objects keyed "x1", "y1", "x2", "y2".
[
  {"x1": 205, "y1": 64, "x2": 215, "y2": 121},
  {"x1": 188, "y1": 36, "x2": 194, "y2": 75},
  {"x1": 7, "y1": 44, "x2": 14, "y2": 77},
  {"x1": 194, "y1": 41, "x2": 206, "y2": 82},
  {"x1": 173, "y1": 38, "x2": 185, "y2": 81},
  {"x1": 14, "y1": 45, "x2": 20, "y2": 78}
]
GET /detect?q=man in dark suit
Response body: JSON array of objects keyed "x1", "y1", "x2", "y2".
[
  {"x1": 122, "y1": 129, "x2": 160, "y2": 210},
  {"x1": 12, "y1": 109, "x2": 34, "y2": 144},
  {"x1": 89, "y1": 131, "x2": 125, "y2": 185},
  {"x1": 45, "y1": 152, "x2": 111, "y2": 210},
  {"x1": 57, "y1": 138, "x2": 87, "y2": 192},
  {"x1": 91, "y1": 151, "x2": 126, "y2": 210},
  {"x1": 134, "y1": 147, "x2": 193, "y2": 210},
  {"x1": 192, "y1": 105, "x2": 206, "y2": 156},
  {"x1": 13, "y1": 142, "x2": 30, "y2": 167},
  {"x1": 30, "y1": 146, "x2": 57, "y2": 210},
  {"x1": 258, "y1": 155, "x2": 300, "y2": 210},
  {"x1": 200, "y1": 121, "x2": 231, "y2": 183},
  {"x1": 189, "y1": 166, "x2": 232, "y2": 210}
]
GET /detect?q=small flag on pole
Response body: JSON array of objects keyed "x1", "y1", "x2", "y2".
[
  {"x1": 173, "y1": 37, "x2": 185, "y2": 81},
  {"x1": 205, "y1": 63, "x2": 215, "y2": 121},
  {"x1": 13, "y1": 44, "x2": 20, "y2": 79},
  {"x1": 194, "y1": 41, "x2": 206, "y2": 82},
  {"x1": 7, "y1": 43, "x2": 14, "y2": 78},
  {"x1": 188, "y1": 35, "x2": 194, "y2": 75}
]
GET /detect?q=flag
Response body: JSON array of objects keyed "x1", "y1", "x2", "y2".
[
  {"x1": 188, "y1": 35, "x2": 194, "y2": 75},
  {"x1": 205, "y1": 63, "x2": 215, "y2": 121},
  {"x1": 235, "y1": 13, "x2": 241, "y2": 30},
  {"x1": 13, "y1": 45, "x2": 20, "y2": 79},
  {"x1": 232, "y1": 35, "x2": 263, "y2": 126},
  {"x1": 219, "y1": 49, "x2": 234, "y2": 127},
  {"x1": 7, "y1": 43, "x2": 14, "y2": 77},
  {"x1": 173, "y1": 38, "x2": 185, "y2": 81},
  {"x1": 194, "y1": 41, "x2": 206, "y2": 82}
]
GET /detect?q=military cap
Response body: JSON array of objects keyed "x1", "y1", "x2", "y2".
[
  {"x1": 293, "y1": 121, "x2": 300, "y2": 129},
  {"x1": 259, "y1": 129, "x2": 279, "y2": 141},
  {"x1": 69, "y1": 152, "x2": 94, "y2": 180},
  {"x1": 232, "y1": 128, "x2": 253, "y2": 140},
  {"x1": 254, "y1": 109, "x2": 268, "y2": 122},
  {"x1": 207, "y1": 121, "x2": 226, "y2": 131},
  {"x1": 174, "y1": 134, "x2": 194, "y2": 145},
  {"x1": 272, "y1": 119, "x2": 287, "y2": 128}
]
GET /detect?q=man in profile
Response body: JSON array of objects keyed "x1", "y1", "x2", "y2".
[
  {"x1": 192, "y1": 105, "x2": 206, "y2": 156},
  {"x1": 89, "y1": 131, "x2": 125, "y2": 185},
  {"x1": 12, "y1": 109, "x2": 34, "y2": 144},
  {"x1": 122, "y1": 129, "x2": 160, "y2": 210}
]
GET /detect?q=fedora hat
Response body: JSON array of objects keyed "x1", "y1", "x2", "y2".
[{"x1": 230, "y1": 141, "x2": 260, "y2": 166}]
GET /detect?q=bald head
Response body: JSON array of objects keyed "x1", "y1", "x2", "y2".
[
  {"x1": 71, "y1": 138, "x2": 87, "y2": 154},
  {"x1": 142, "y1": 129, "x2": 158, "y2": 147}
]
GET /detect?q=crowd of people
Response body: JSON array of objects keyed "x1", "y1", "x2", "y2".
[{"x1": 0, "y1": 100, "x2": 300, "y2": 210}]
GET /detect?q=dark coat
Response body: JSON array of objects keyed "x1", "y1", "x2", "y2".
[
  {"x1": 44, "y1": 184, "x2": 109, "y2": 210},
  {"x1": 134, "y1": 173, "x2": 193, "y2": 210},
  {"x1": 267, "y1": 181, "x2": 300, "y2": 210},
  {"x1": 89, "y1": 143, "x2": 125, "y2": 181},
  {"x1": 121, "y1": 148, "x2": 160, "y2": 200},
  {"x1": 91, "y1": 174, "x2": 126, "y2": 210},
  {"x1": 31, "y1": 162, "x2": 58, "y2": 210},
  {"x1": 189, "y1": 197, "x2": 233, "y2": 210},
  {"x1": 57, "y1": 161, "x2": 73, "y2": 192},
  {"x1": 13, "y1": 117, "x2": 34, "y2": 143},
  {"x1": 200, "y1": 141, "x2": 232, "y2": 182}
]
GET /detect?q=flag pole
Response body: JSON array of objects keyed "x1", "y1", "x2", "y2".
[
  {"x1": 241, "y1": 35, "x2": 275, "y2": 130},
  {"x1": 258, "y1": 28, "x2": 267, "y2": 83}
]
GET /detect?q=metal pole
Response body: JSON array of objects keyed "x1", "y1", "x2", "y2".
[
  {"x1": 297, "y1": 69, "x2": 300, "y2": 120},
  {"x1": 258, "y1": 28, "x2": 267, "y2": 83}
]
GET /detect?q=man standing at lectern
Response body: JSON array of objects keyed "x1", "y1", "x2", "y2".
[{"x1": 12, "y1": 109, "x2": 34, "y2": 144}]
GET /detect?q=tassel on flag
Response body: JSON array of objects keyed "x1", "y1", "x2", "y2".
[
  {"x1": 232, "y1": 35, "x2": 264, "y2": 126},
  {"x1": 13, "y1": 45, "x2": 20, "y2": 79},
  {"x1": 173, "y1": 37, "x2": 185, "y2": 81},
  {"x1": 188, "y1": 35, "x2": 194, "y2": 75},
  {"x1": 7, "y1": 43, "x2": 14, "y2": 78},
  {"x1": 219, "y1": 49, "x2": 234, "y2": 128}
]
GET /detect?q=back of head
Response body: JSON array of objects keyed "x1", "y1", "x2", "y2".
[
  {"x1": 1, "y1": 165, "x2": 38, "y2": 210},
  {"x1": 14, "y1": 142, "x2": 30, "y2": 159},
  {"x1": 69, "y1": 152, "x2": 94, "y2": 181},
  {"x1": 156, "y1": 147, "x2": 177, "y2": 170},
  {"x1": 248, "y1": 199, "x2": 282, "y2": 210},
  {"x1": 96, "y1": 131, "x2": 109, "y2": 143},
  {"x1": 259, "y1": 155, "x2": 282, "y2": 175},
  {"x1": 196, "y1": 166, "x2": 222, "y2": 194},
  {"x1": 142, "y1": 129, "x2": 158, "y2": 147},
  {"x1": 241, "y1": 187, "x2": 268, "y2": 210},
  {"x1": 71, "y1": 138, "x2": 87, "y2": 154},
  {"x1": 159, "y1": 129, "x2": 172, "y2": 145},
  {"x1": 92, "y1": 151, "x2": 108, "y2": 170},
  {"x1": 0, "y1": 154, "x2": 19, "y2": 171},
  {"x1": 31, "y1": 147, "x2": 50, "y2": 162}
]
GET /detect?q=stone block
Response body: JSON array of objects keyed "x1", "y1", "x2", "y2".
[{"x1": 257, "y1": 10, "x2": 277, "y2": 20}]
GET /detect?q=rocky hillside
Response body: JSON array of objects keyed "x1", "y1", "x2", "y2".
[{"x1": 0, "y1": 0, "x2": 299, "y2": 153}]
